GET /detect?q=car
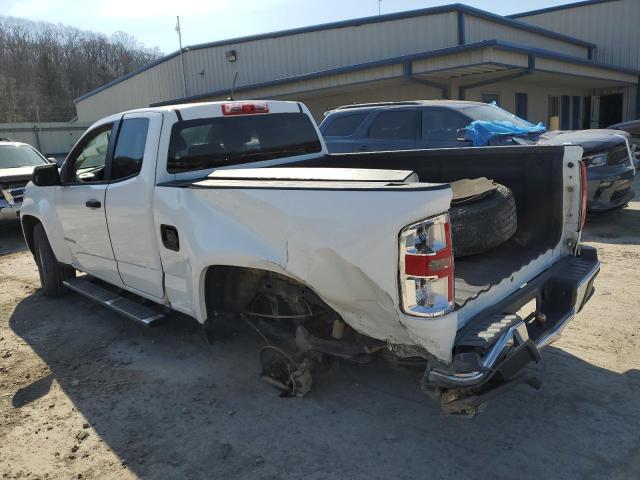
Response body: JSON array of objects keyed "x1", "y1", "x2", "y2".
[
  {"x1": 320, "y1": 100, "x2": 636, "y2": 212},
  {"x1": 21, "y1": 100, "x2": 598, "y2": 415},
  {"x1": 0, "y1": 138, "x2": 53, "y2": 223},
  {"x1": 608, "y1": 119, "x2": 640, "y2": 168}
]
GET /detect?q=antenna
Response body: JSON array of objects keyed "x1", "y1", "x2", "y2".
[
  {"x1": 229, "y1": 71, "x2": 239, "y2": 101},
  {"x1": 175, "y1": 16, "x2": 188, "y2": 98}
]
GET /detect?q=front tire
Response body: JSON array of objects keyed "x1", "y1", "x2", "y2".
[{"x1": 33, "y1": 223, "x2": 75, "y2": 297}]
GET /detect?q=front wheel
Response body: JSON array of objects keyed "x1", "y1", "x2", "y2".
[{"x1": 33, "y1": 223, "x2": 75, "y2": 297}]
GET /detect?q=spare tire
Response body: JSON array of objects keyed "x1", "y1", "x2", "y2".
[{"x1": 449, "y1": 182, "x2": 517, "y2": 257}]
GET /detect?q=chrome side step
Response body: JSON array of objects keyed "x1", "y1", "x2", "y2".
[{"x1": 63, "y1": 277, "x2": 167, "y2": 327}]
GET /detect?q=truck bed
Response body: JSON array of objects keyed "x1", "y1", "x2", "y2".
[{"x1": 454, "y1": 240, "x2": 546, "y2": 308}]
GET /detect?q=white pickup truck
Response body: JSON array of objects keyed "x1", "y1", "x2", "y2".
[{"x1": 21, "y1": 100, "x2": 599, "y2": 415}]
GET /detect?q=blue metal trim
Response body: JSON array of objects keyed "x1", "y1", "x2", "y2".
[
  {"x1": 75, "y1": 4, "x2": 596, "y2": 103},
  {"x1": 457, "y1": 11, "x2": 465, "y2": 45},
  {"x1": 535, "y1": 68, "x2": 637, "y2": 84},
  {"x1": 186, "y1": 4, "x2": 594, "y2": 52},
  {"x1": 509, "y1": 0, "x2": 622, "y2": 19},
  {"x1": 492, "y1": 40, "x2": 639, "y2": 76},
  {"x1": 149, "y1": 40, "x2": 639, "y2": 108},
  {"x1": 458, "y1": 4, "x2": 594, "y2": 48}
]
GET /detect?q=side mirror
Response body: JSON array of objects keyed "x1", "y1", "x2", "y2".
[{"x1": 33, "y1": 163, "x2": 61, "y2": 187}]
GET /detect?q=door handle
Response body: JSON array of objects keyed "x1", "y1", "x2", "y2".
[
  {"x1": 85, "y1": 199, "x2": 101, "y2": 209},
  {"x1": 358, "y1": 145, "x2": 369, "y2": 151}
]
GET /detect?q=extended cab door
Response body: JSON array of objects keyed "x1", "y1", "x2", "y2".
[
  {"x1": 104, "y1": 113, "x2": 165, "y2": 299},
  {"x1": 55, "y1": 122, "x2": 122, "y2": 285}
]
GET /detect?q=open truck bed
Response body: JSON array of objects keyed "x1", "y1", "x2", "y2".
[{"x1": 287, "y1": 145, "x2": 570, "y2": 325}]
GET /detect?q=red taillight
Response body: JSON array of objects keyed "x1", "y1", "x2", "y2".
[
  {"x1": 580, "y1": 160, "x2": 588, "y2": 230},
  {"x1": 221, "y1": 102, "x2": 269, "y2": 115},
  {"x1": 399, "y1": 215, "x2": 454, "y2": 317}
]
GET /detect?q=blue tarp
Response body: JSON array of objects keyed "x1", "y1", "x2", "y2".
[{"x1": 462, "y1": 120, "x2": 547, "y2": 147}]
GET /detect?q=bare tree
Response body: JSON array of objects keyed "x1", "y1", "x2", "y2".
[{"x1": 0, "y1": 15, "x2": 162, "y2": 122}]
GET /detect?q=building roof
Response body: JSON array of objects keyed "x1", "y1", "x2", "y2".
[
  {"x1": 510, "y1": 0, "x2": 623, "y2": 19},
  {"x1": 74, "y1": 2, "x2": 597, "y2": 104}
]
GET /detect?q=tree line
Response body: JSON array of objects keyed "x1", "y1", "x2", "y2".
[{"x1": 0, "y1": 16, "x2": 161, "y2": 123}]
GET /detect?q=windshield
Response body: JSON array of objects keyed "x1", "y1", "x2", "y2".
[
  {"x1": 0, "y1": 144, "x2": 48, "y2": 169},
  {"x1": 168, "y1": 112, "x2": 322, "y2": 173},
  {"x1": 461, "y1": 105, "x2": 535, "y2": 129}
]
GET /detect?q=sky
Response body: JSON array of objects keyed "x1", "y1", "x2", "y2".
[{"x1": 0, "y1": 0, "x2": 577, "y2": 54}]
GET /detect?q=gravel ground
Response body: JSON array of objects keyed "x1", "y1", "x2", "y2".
[{"x1": 1, "y1": 179, "x2": 639, "y2": 480}]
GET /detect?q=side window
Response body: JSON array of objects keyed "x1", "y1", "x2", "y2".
[
  {"x1": 323, "y1": 113, "x2": 367, "y2": 137},
  {"x1": 69, "y1": 126, "x2": 112, "y2": 183},
  {"x1": 421, "y1": 109, "x2": 469, "y2": 142},
  {"x1": 368, "y1": 110, "x2": 416, "y2": 139},
  {"x1": 111, "y1": 118, "x2": 150, "y2": 181}
]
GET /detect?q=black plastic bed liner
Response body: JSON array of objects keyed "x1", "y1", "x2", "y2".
[{"x1": 454, "y1": 241, "x2": 547, "y2": 308}]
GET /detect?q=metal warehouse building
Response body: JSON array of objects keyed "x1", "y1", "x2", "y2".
[{"x1": 74, "y1": 0, "x2": 640, "y2": 128}]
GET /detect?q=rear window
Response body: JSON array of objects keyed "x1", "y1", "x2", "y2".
[
  {"x1": 167, "y1": 112, "x2": 322, "y2": 173},
  {"x1": 322, "y1": 113, "x2": 367, "y2": 136}
]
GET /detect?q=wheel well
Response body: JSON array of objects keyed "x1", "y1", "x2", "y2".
[
  {"x1": 203, "y1": 265, "x2": 335, "y2": 321},
  {"x1": 20, "y1": 215, "x2": 40, "y2": 254}
]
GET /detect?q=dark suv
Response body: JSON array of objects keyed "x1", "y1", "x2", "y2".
[
  {"x1": 319, "y1": 100, "x2": 636, "y2": 212},
  {"x1": 319, "y1": 100, "x2": 537, "y2": 152}
]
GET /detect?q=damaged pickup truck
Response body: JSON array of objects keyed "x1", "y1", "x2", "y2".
[{"x1": 20, "y1": 100, "x2": 599, "y2": 415}]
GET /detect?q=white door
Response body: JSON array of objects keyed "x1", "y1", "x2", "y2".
[
  {"x1": 55, "y1": 122, "x2": 123, "y2": 285},
  {"x1": 105, "y1": 113, "x2": 165, "y2": 299}
]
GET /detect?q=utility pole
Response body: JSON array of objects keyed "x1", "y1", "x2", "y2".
[
  {"x1": 378, "y1": 0, "x2": 382, "y2": 15},
  {"x1": 175, "y1": 16, "x2": 188, "y2": 98}
]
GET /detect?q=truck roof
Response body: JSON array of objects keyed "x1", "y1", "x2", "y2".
[{"x1": 109, "y1": 100, "x2": 304, "y2": 118}]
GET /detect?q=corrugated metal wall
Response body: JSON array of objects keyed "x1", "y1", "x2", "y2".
[
  {"x1": 464, "y1": 16, "x2": 590, "y2": 58},
  {"x1": 0, "y1": 122, "x2": 89, "y2": 156},
  {"x1": 514, "y1": 0, "x2": 640, "y2": 70},
  {"x1": 183, "y1": 12, "x2": 458, "y2": 97},
  {"x1": 76, "y1": 57, "x2": 184, "y2": 122},
  {"x1": 76, "y1": 7, "x2": 596, "y2": 123}
]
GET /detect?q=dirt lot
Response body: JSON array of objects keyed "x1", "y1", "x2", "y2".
[{"x1": 1, "y1": 178, "x2": 640, "y2": 480}]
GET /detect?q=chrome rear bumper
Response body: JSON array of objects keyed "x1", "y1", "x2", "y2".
[{"x1": 424, "y1": 247, "x2": 599, "y2": 409}]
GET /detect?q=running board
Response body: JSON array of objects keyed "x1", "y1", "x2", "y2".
[{"x1": 63, "y1": 277, "x2": 167, "y2": 327}]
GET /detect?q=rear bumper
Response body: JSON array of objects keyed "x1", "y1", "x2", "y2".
[{"x1": 423, "y1": 247, "x2": 599, "y2": 413}]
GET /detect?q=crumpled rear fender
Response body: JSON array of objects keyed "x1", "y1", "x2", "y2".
[{"x1": 153, "y1": 183, "x2": 457, "y2": 361}]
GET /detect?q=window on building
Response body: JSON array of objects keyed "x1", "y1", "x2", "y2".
[
  {"x1": 481, "y1": 92, "x2": 500, "y2": 106},
  {"x1": 111, "y1": 118, "x2": 150, "y2": 180},
  {"x1": 561, "y1": 95, "x2": 571, "y2": 130},
  {"x1": 323, "y1": 113, "x2": 367, "y2": 137},
  {"x1": 515, "y1": 93, "x2": 528, "y2": 120},
  {"x1": 571, "y1": 96, "x2": 581, "y2": 130},
  {"x1": 368, "y1": 110, "x2": 416, "y2": 139}
]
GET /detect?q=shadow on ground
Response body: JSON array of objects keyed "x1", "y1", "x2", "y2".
[
  {"x1": 584, "y1": 205, "x2": 640, "y2": 245},
  {"x1": 0, "y1": 221, "x2": 27, "y2": 255},
  {"x1": 8, "y1": 291, "x2": 640, "y2": 480}
]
